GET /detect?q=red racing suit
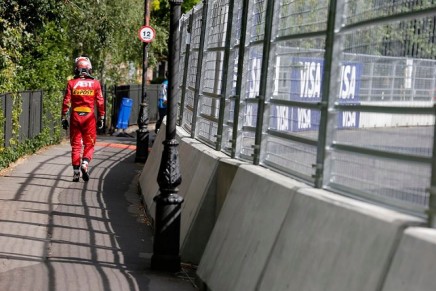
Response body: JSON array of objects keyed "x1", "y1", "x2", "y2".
[{"x1": 62, "y1": 76, "x2": 105, "y2": 167}]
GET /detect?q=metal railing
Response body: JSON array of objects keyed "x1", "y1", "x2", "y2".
[
  {"x1": 177, "y1": 0, "x2": 436, "y2": 224},
  {"x1": 0, "y1": 91, "x2": 44, "y2": 148}
]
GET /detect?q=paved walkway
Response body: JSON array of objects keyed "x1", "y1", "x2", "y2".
[{"x1": 0, "y1": 135, "x2": 198, "y2": 291}]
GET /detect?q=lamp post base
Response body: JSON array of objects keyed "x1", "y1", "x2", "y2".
[
  {"x1": 135, "y1": 128, "x2": 149, "y2": 163},
  {"x1": 151, "y1": 254, "x2": 181, "y2": 273},
  {"x1": 151, "y1": 193, "x2": 184, "y2": 272}
]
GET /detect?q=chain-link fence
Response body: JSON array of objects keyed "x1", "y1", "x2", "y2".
[{"x1": 177, "y1": 0, "x2": 436, "y2": 224}]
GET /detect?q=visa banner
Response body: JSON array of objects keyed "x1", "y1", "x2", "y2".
[{"x1": 270, "y1": 58, "x2": 362, "y2": 132}]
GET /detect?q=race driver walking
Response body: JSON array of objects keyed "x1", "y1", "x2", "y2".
[{"x1": 61, "y1": 56, "x2": 105, "y2": 182}]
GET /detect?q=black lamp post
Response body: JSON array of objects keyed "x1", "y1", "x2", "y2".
[
  {"x1": 136, "y1": 0, "x2": 151, "y2": 163},
  {"x1": 151, "y1": 0, "x2": 184, "y2": 272}
]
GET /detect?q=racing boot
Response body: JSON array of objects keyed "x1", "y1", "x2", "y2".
[
  {"x1": 81, "y1": 160, "x2": 89, "y2": 182},
  {"x1": 73, "y1": 166, "x2": 80, "y2": 182}
]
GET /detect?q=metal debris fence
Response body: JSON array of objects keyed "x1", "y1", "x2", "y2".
[{"x1": 176, "y1": 0, "x2": 436, "y2": 224}]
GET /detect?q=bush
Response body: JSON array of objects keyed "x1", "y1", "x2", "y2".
[{"x1": 0, "y1": 130, "x2": 60, "y2": 171}]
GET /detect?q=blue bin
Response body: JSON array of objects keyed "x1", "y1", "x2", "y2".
[{"x1": 116, "y1": 98, "x2": 133, "y2": 129}]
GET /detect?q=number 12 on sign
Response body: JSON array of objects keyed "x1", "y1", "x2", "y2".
[{"x1": 138, "y1": 26, "x2": 156, "y2": 43}]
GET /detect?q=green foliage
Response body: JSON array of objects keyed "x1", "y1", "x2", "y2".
[
  {"x1": 10, "y1": 93, "x2": 21, "y2": 147},
  {"x1": 148, "y1": 19, "x2": 170, "y2": 68},
  {"x1": 19, "y1": 21, "x2": 70, "y2": 91},
  {"x1": 0, "y1": 128, "x2": 60, "y2": 171},
  {"x1": 0, "y1": 14, "x2": 24, "y2": 93},
  {"x1": 182, "y1": 0, "x2": 202, "y2": 13},
  {"x1": 1, "y1": 0, "x2": 203, "y2": 89},
  {"x1": 1, "y1": 1, "x2": 68, "y2": 154},
  {"x1": 147, "y1": 0, "x2": 201, "y2": 68},
  {"x1": 0, "y1": 0, "x2": 202, "y2": 170}
]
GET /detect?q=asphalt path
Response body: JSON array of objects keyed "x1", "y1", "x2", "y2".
[{"x1": 0, "y1": 134, "x2": 197, "y2": 291}]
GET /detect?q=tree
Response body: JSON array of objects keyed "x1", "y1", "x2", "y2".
[{"x1": 145, "y1": 0, "x2": 201, "y2": 77}]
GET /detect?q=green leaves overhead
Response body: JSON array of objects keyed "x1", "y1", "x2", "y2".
[
  {"x1": 1, "y1": 0, "x2": 143, "y2": 89},
  {"x1": 0, "y1": 0, "x2": 202, "y2": 170},
  {"x1": 0, "y1": 0, "x2": 202, "y2": 92}
]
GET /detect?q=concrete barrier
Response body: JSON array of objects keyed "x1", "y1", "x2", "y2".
[
  {"x1": 256, "y1": 188, "x2": 423, "y2": 291},
  {"x1": 196, "y1": 171, "x2": 424, "y2": 291},
  {"x1": 140, "y1": 124, "x2": 242, "y2": 264},
  {"x1": 196, "y1": 165, "x2": 306, "y2": 291},
  {"x1": 139, "y1": 126, "x2": 436, "y2": 291},
  {"x1": 382, "y1": 227, "x2": 436, "y2": 291},
  {"x1": 178, "y1": 141, "x2": 227, "y2": 264},
  {"x1": 138, "y1": 123, "x2": 168, "y2": 219},
  {"x1": 180, "y1": 151, "x2": 245, "y2": 264}
]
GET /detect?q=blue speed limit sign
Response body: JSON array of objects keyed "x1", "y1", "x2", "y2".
[{"x1": 138, "y1": 26, "x2": 156, "y2": 43}]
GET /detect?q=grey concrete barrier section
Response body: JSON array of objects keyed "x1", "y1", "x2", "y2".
[
  {"x1": 382, "y1": 227, "x2": 436, "y2": 291},
  {"x1": 138, "y1": 123, "x2": 168, "y2": 220},
  {"x1": 197, "y1": 165, "x2": 306, "y2": 291},
  {"x1": 179, "y1": 142, "x2": 231, "y2": 264},
  {"x1": 139, "y1": 124, "x2": 192, "y2": 219},
  {"x1": 139, "y1": 125, "x2": 241, "y2": 265},
  {"x1": 197, "y1": 178, "x2": 425, "y2": 291},
  {"x1": 214, "y1": 158, "x2": 242, "y2": 219},
  {"x1": 256, "y1": 187, "x2": 424, "y2": 291},
  {"x1": 140, "y1": 126, "x2": 435, "y2": 291}
]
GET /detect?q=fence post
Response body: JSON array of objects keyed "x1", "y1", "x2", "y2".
[
  {"x1": 4, "y1": 94, "x2": 12, "y2": 148},
  {"x1": 178, "y1": 13, "x2": 193, "y2": 126},
  {"x1": 429, "y1": 105, "x2": 436, "y2": 227},
  {"x1": 191, "y1": 0, "x2": 208, "y2": 138},
  {"x1": 314, "y1": 0, "x2": 344, "y2": 188},
  {"x1": 214, "y1": 0, "x2": 235, "y2": 152},
  {"x1": 28, "y1": 91, "x2": 31, "y2": 139},
  {"x1": 230, "y1": 0, "x2": 250, "y2": 159},
  {"x1": 253, "y1": 0, "x2": 276, "y2": 165},
  {"x1": 136, "y1": 0, "x2": 151, "y2": 163},
  {"x1": 0, "y1": 94, "x2": 4, "y2": 147},
  {"x1": 40, "y1": 91, "x2": 43, "y2": 137}
]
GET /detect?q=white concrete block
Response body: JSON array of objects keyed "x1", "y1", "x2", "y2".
[
  {"x1": 257, "y1": 188, "x2": 424, "y2": 291},
  {"x1": 179, "y1": 141, "x2": 229, "y2": 264},
  {"x1": 383, "y1": 227, "x2": 436, "y2": 291},
  {"x1": 138, "y1": 124, "x2": 167, "y2": 219},
  {"x1": 139, "y1": 125, "x2": 190, "y2": 219},
  {"x1": 215, "y1": 158, "x2": 245, "y2": 217},
  {"x1": 197, "y1": 165, "x2": 305, "y2": 291}
]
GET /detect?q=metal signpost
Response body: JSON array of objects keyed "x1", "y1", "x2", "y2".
[{"x1": 135, "y1": 0, "x2": 155, "y2": 163}]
